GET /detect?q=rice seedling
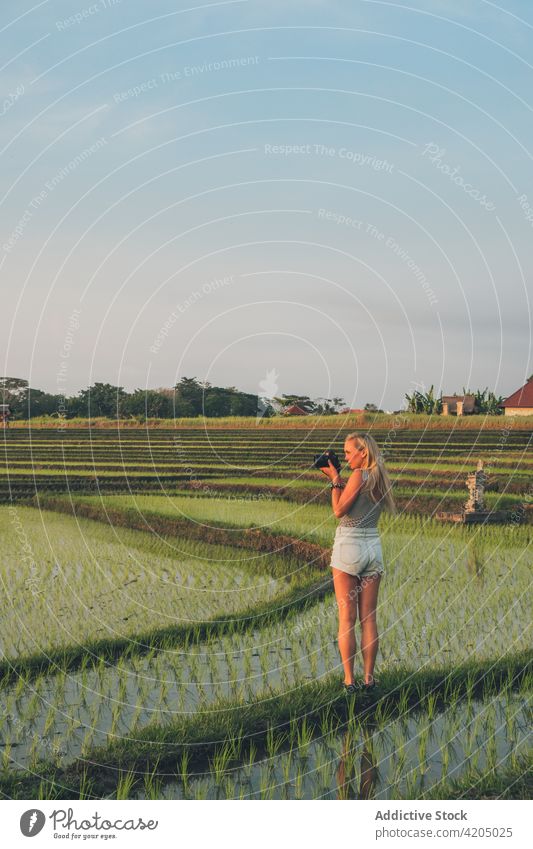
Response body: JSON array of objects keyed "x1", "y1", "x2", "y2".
[
  {"x1": 23, "y1": 691, "x2": 42, "y2": 723},
  {"x1": 416, "y1": 740, "x2": 430, "y2": 781},
  {"x1": 405, "y1": 768, "x2": 420, "y2": 798},
  {"x1": 247, "y1": 741, "x2": 257, "y2": 766},
  {"x1": 392, "y1": 728, "x2": 408, "y2": 780},
  {"x1": 192, "y1": 779, "x2": 209, "y2": 800},
  {"x1": 397, "y1": 686, "x2": 411, "y2": 716},
  {"x1": 220, "y1": 774, "x2": 236, "y2": 799},
  {"x1": 440, "y1": 742, "x2": 450, "y2": 781},
  {"x1": 296, "y1": 717, "x2": 314, "y2": 758},
  {"x1": 258, "y1": 765, "x2": 273, "y2": 799},
  {"x1": 425, "y1": 693, "x2": 438, "y2": 721},
  {"x1": 210, "y1": 741, "x2": 235, "y2": 782},
  {"x1": 294, "y1": 764, "x2": 305, "y2": 799},
  {"x1": 374, "y1": 698, "x2": 395, "y2": 728},
  {"x1": 37, "y1": 776, "x2": 62, "y2": 799},
  {"x1": 486, "y1": 732, "x2": 498, "y2": 772},
  {"x1": 281, "y1": 751, "x2": 294, "y2": 785},
  {"x1": 14, "y1": 672, "x2": 28, "y2": 701},
  {"x1": 28, "y1": 732, "x2": 42, "y2": 770},
  {"x1": 265, "y1": 724, "x2": 283, "y2": 759},
  {"x1": 143, "y1": 760, "x2": 163, "y2": 800},
  {"x1": 319, "y1": 704, "x2": 335, "y2": 738},
  {"x1": 115, "y1": 768, "x2": 137, "y2": 799},
  {"x1": 43, "y1": 704, "x2": 56, "y2": 736}
]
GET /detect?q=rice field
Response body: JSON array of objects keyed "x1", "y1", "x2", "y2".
[
  {"x1": 1, "y1": 427, "x2": 531, "y2": 506},
  {"x1": 0, "y1": 506, "x2": 322, "y2": 666},
  {"x1": 0, "y1": 424, "x2": 531, "y2": 799}
]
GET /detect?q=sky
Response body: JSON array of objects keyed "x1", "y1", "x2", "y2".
[{"x1": 1, "y1": 0, "x2": 532, "y2": 412}]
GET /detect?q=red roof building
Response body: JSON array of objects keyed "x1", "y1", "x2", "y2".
[
  {"x1": 283, "y1": 404, "x2": 309, "y2": 416},
  {"x1": 499, "y1": 378, "x2": 533, "y2": 417}
]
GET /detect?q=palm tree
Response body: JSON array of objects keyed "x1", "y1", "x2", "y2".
[
  {"x1": 462, "y1": 386, "x2": 504, "y2": 415},
  {"x1": 404, "y1": 385, "x2": 442, "y2": 414}
]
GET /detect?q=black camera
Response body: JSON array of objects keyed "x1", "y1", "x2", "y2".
[{"x1": 313, "y1": 450, "x2": 341, "y2": 473}]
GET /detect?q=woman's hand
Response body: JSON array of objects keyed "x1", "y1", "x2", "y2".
[{"x1": 320, "y1": 459, "x2": 341, "y2": 482}]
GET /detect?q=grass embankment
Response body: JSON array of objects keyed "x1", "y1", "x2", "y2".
[
  {"x1": 8, "y1": 412, "x2": 533, "y2": 430},
  {"x1": 163, "y1": 480, "x2": 530, "y2": 517},
  {"x1": 1, "y1": 651, "x2": 530, "y2": 800},
  {"x1": 4, "y1": 476, "x2": 529, "y2": 524},
  {"x1": 3, "y1": 463, "x2": 529, "y2": 482},
  {"x1": 32, "y1": 491, "x2": 340, "y2": 549},
  {"x1": 34, "y1": 492, "x2": 533, "y2": 543}
]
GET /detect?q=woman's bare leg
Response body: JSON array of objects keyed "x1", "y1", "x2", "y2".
[
  {"x1": 332, "y1": 568, "x2": 359, "y2": 685},
  {"x1": 357, "y1": 574, "x2": 382, "y2": 684}
]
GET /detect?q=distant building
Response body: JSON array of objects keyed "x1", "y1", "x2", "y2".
[
  {"x1": 441, "y1": 394, "x2": 476, "y2": 416},
  {"x1": 283, "y1": 404, "x2": 309, "y2": 416},
  {"x1": 499, "y1": 378, "x2": 533, "y2": 417},
  {"x1": 339, "y1": 408, "x2": 365, "y2": 414}
]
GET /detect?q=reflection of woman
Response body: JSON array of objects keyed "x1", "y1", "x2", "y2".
[
  {"x1": 336, "y1": 727, "x2": 378, "y2": 800},
  {"x1": 319, "y1": 432, "x2": 396, "y2": 695}
]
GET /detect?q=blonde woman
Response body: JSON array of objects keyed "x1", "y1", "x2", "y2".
[{"x1": 319, "y1": 432, "x2": 396, "y2": 695}]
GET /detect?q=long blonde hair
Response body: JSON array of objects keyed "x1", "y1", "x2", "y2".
[{"x1": 345, "y1": 431, "x2": 397, "y2": 514}]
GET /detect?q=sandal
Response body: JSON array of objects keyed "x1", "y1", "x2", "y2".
[
  {"x1": 342, "y1": 682, "x2": 358, "y2": 695},
  {"x1": 351, "y1": 678, "x2": 376, "y2": 689}
]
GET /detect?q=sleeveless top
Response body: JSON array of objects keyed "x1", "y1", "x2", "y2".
[{"x1": 338, "y1": 468, "x2": 385, "y2": 528}]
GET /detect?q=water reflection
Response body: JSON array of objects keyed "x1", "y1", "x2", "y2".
[
  {"x1": 336, "y1": 724, "x2": 378, "y2": 799},
  {"x1": 132, "y1": 690, "x2": 530, "y2": 800}
]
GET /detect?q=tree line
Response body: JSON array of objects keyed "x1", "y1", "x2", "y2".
[
  {"x1": 1, "y1": 376, "x2": 515, "y2": 419},
  {"x1": 0, "y1": 377, "x2": 350, "y2": 420}
]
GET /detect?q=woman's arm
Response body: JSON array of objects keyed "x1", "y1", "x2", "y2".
[{"x1": 331, "y1": 469, "x2": 364, "y2": 519}]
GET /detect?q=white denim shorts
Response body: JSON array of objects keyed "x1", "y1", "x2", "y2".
[{"x1": 330, "y1": 526, "x2": 385, "y2": 578}]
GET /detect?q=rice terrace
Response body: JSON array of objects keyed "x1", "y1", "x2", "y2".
[{"x1": 0, "y1": 412, "x2": 531, "y2": 801}]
